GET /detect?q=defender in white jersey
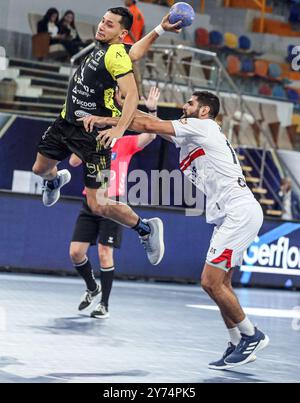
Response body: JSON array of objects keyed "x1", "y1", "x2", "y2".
[{"x1": 81, "y1": 91, "x2": 270, "y2": 370}]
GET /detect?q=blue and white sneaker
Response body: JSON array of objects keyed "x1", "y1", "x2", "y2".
[
  {"x1": 225, "y1": 327, "x2": 269, "y2": 367},
  {"x1": 140, "y1": 218, "x2": 165, "y2": 266},
  {"x1": 42, "y1": 169, "x2": 71, "y2": 207},
  {"x1": 209, "y1": 342, "x2": 256, "y2": 370}
]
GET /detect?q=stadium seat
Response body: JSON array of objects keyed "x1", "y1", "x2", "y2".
[
  {"x1": 224, "y1": 32, "x2": 239, "y2": 49},
  {"x1": 259, "y1": 84, "x2": 272, "y2": 96},
  {"x1": 209, "y1": 30, "x2": 223, "y2": 47},
  {"x1": 226, "y1": 55, "x2": 241, "y2": 75},
  {"x1": 287, "y1": 88, "x2": 300, "y2": 103},
  {"x1": 268, "y1": 63, "x2": 282, "y2": 79},
  {"x1": 255, "y1": 60, "x2": 269, "y2": 78},
  {"x1": 238, "y1": 35, "x2": 252, "y2": 51},
  {"x1": 195, "y1": 28, "x2": 209, "y2": 48},
  {"x1": 241, "y1": 58, "x2": 254, "y2": 74},
  {"x1": 272, "y1": 85, "x2": 286, "y2": 99}
]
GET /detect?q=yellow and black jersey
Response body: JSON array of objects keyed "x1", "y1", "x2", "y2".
[{"x1": 61, "y1": 41, "x2": 133, "y2": 124}]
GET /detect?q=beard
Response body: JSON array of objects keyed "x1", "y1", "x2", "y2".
[{"x1": 181, "y1": 108, "x2": 200, "y2": 119}]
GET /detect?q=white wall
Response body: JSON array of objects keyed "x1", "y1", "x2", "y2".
[
  {"x1": 278, "y1": 150, "x2": 300, "y2": 188},
  {"x1": 0, "y1": 0, "x2": 211, "y2": 36}
]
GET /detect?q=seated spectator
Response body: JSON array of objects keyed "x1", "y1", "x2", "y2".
[
  {"x1": 37, "y1": 8, "x2": 85, "y2": 59},
  {"x1": 279, "y1": 177, "x2": 300, "y2": 221},
  {"x1": 58, "y1": 10, "x2": 85, "y2": 56},
  {"x1": 37, "y1": 8, "x2": 63, "y2": 44}
]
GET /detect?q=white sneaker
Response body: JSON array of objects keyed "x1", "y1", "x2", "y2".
[
  {"x1": 91, "y1": 303, "x2": 110, "y2": 319},
  {"x1": 42, "y1": 169, "x2": 71, "y2": 207},
  {"x1": 140, "y1": 218, "x2": 165, "y2": 266},
  {"x1": 78, "y1": 285, "x2": 101, "y2": 311}
]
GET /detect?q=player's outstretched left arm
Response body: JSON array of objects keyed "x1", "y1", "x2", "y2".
[
  {"x1": 78, "y1": 113, "x2": 175, "y2": 141},
  {"x1": 129, "y1": 13, "x2": 182, "y2": 62}
]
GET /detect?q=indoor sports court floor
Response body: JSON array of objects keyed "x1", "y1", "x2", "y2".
[{"x1": 0, "y1": 273, "x2": 299, "y2": 383}]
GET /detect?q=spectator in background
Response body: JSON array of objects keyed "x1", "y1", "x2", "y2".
[
  {"x1": 37, "y1": 8, "x2": 61, "y2": 40},
  {"x1": 124, "y1": 1, "x2": 145, "y2": 97},
  {"x1": 58, "y1": 10, "x2": 85, "y2": 56},
  {"x1": 37, "y1": 8, "x2": 82, "y2": 59},
  {"x1": 124, "y1": 1, "x2": 145, "y2": 44},
  {"x1": 279, "y1": 177, "x2": 300, "y2": 221}
]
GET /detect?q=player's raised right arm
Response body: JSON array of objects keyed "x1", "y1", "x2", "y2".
[{"x1": 129, "y1": 14, "x2": 181, "y2": 62}]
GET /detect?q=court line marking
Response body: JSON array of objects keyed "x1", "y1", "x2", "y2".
[{"x1": 186, "y1": 304, "x2": 300, "y2": 319}]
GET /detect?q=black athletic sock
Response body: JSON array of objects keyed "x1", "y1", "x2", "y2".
[
  {"x1": 100, "y1": 266, "x2": 115, "y2": 308},
  {"x1": 132, "y1": 218, "x2": 151, "y2": 237},
  {"x1": 45, "y1": 176, "x2": 59, "y2": 190},
  {"x1": 74, "y1": 258, "x2": 97, "y2": 292}
]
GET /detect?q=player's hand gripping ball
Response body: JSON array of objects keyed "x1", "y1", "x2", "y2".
[{"x1": 169, "y1": 2, "x2": 195, "y2": 29}]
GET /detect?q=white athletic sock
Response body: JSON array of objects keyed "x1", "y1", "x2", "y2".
[
  {"x1": 228, "y1": 327, "x2": 241, "y2": 346},
  {"x1": 237, "y1": 317, "x2": 255, "y2": 336}
]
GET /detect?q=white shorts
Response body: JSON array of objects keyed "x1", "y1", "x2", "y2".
[{"x1": 206, "y1": 200, "x2": 263, "y2": 271}]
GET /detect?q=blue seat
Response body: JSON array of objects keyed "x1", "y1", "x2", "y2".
[
  {"x1": 209, "y1": 30, "x2": 223, "y2": 47},
  {"x1": 287, "y1": 88, "x2": 300, "y2": 103},
  {"x1": 268, "y1": 63, "x2": 282, "y2": 79},
  {"x1": 239, "y1": 35, "x2": 251, "y2": 51},
  {"x1": 241, "y1": 58, "x2": 254, "y2": 73},
  {"x1": 272, "y1": 85, "x2": 286, "y2": 99}
]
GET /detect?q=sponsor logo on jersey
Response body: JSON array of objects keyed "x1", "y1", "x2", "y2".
[
  {"x1": 72, "y1": 97, "x2": 97, "y2": 109},
  {"x1": 88, "y1": 63, "x2": 97, "y2": 72},
  {"x1": 94, "y1": 50, "x2": 105, "y2": 63},
  {"x1": 111, "y1": 152, "x2": 117, "y2": 160},
  {"x1": 75, "y1": 110, "x2": 91, "y2": 118}
]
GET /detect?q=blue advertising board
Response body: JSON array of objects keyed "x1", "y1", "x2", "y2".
[{"x1": 1, "y1": 191, "x2": 300, "y2": 289}]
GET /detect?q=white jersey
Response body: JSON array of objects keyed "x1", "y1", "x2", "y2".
[{"x1": 171, "y1": 118, "x2": 255, "y2": 225}]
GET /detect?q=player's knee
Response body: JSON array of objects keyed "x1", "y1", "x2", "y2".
[
  {"x1": 70, "y1": 246, "x2": 85, "y2": 264},
  {"x1": 201, "y1": 276, "x2": 212, "y2": 293},
  {"x1": 201, "y1": 275, "x2": 218, "y2": 295},
  {"x1": 32, "y1": 162, "x2": 43, "y2": 176}
]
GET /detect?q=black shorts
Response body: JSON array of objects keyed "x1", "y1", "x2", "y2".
[
  {"x1": 71, "y1": 198, "x2": 123, "y2": 248},
  {"x1": 38, "y1": 116, "x2": 111, "y2": 189}
]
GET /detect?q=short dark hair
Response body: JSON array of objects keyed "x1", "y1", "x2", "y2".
[
  {"x1": 192, "y1": 91, "x2": 220, "y2": 119},
  {"x1": 108, "y1": 7, "x2": 133, "y2": 31}
]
